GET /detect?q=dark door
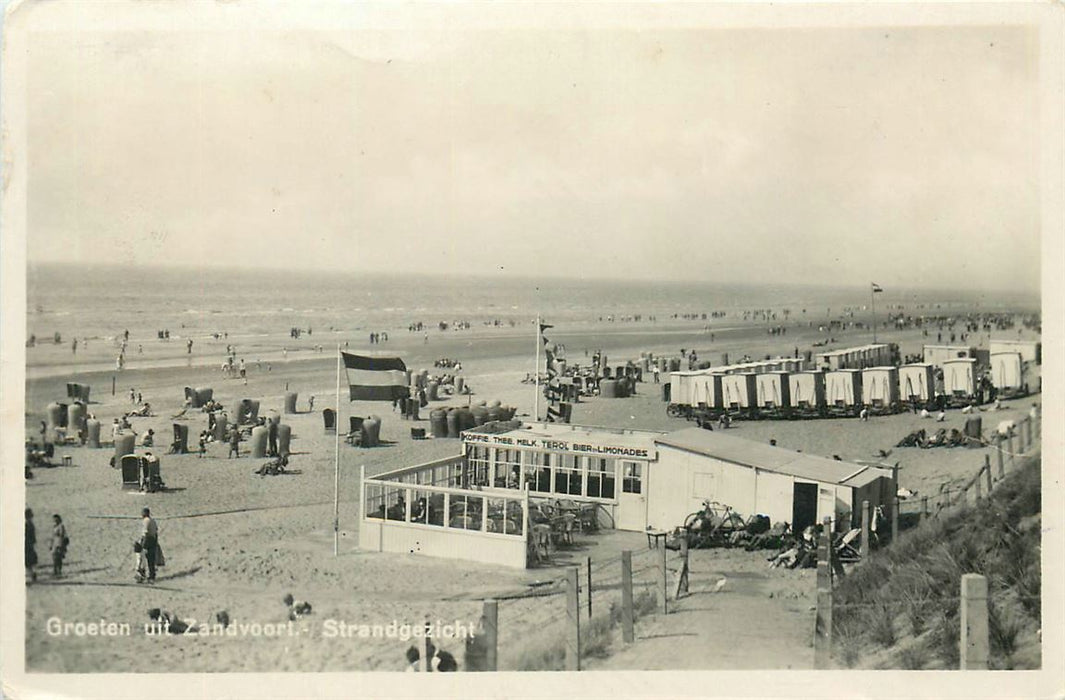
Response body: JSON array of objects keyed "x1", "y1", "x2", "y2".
[{"x1": 792, "y1": 482, "x2": 818, "y2": 534}]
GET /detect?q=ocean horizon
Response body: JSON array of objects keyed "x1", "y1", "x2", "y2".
[{"x1": 25, "y1": 261, "x2": 1040, "y2": 343}]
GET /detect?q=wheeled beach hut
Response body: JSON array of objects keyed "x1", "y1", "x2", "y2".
[
  {"x1": 818, "y1": 344, "x2": 892, "y2": 370},
  {"x1": 989, "y1": 339, "x2": 1041, "y2": 365},
  {"x1": 668, "y1": 371, "x2": 699, "y2": 415},
  {"x1": 922, "y1": 345, "x2": 976, "y2": 370},
  {"x1": 899, "y1": 363, "x2": 935, "y2": 407},
  {"x1": 754, "y1": 372, "x2": 791, "y2": 414},
  {"x1": 990, "y1": 352, "x2": 1025, "y2": 396},
  {"x1": 720, "y1": 373, "x2": 759, "y2": 413},
  {"x1": 942, "y1": 358, "x2": 977, "y2": 404},
  {"x1": 825, "y1": 370, "x2": 863, "y2": 412},
  {"x1": 861, "y1": 366, "x2": 900, "y2": 412},
  {"x1": 693, "y1": 372, "x2": 723, "y2": 411},
  {"x1": 788, "y1": 371, "x2": 826, "y2": 415}
]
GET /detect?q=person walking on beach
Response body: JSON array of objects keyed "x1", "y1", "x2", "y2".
[
  {"x1": 228, "y1": 427, "x2": 240, "y2": 459},
  {"x1": 308, "y1": 395, "x2": 315, "y2": 413},
  {"x1": 72, "y1": 338, "x2": 77, "y2": 354},
  {"x1": 50, "y1": 514, "x2": 68, "y2": 578},
  {"x1": 137, "y1": 507, "x2": 159, "y2": 583},
  {"x1": 187, "y1": 338, "x2": 194, "y2": 354},
  {"x1": 25, "y1": 509, "x2": 38, "y2": 584},
  {"x1": 652, "y1": 365, "x2": 660, "y2": 383}
]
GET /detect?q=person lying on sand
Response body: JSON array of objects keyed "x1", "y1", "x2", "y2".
[
  {"x1": 148, "y1": 608, "x2": 194, "y2": 634},
  {"x1": 255, "y1": 455, "x2": 289, "y2": 476},
  {"x1": 283, "y1": 593, "x2": 312, "y2": 620}
]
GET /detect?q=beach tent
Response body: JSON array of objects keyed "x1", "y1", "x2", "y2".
[
  {"x1": 323, "y1": 408, "x2": 336, "y2": 433},
  {"x1": 942, "y1": 358, "x2": 977, "y2": 399},
  {"x1": 990, "y1": 352, "x2": 1024, "y2": 392},
  {"x1": 66, "y1": 383, "x2": 91, "y2": 403},
  {"x1": 826, "y1": 370, "x2": 862, "y2": 408},
  {"x1": 899, "y1": 364, "x2": 935, "y2": 404},
  {"x1": 861, "y1": 367, "x2": 899, "y2": 408},
  {"x1": 120, "y1": 455, "x2": 141, "y2": 489},
  {"x1": 115, "y1": 433, "x2": 136, "y2": 460},
  {"x1": 184, "y1": 387, "x2": 214, "y2": 409},
  {"x1": 755, "y1": 372, "x2": 791, "y2": 409},
  {"x1": 237, "y1": 399, "x2": 260, "y2": 425},
  {"x1": 788, "y1": 371, "x2": 825, "y2": 411},
  {"x1": 172, "y1": 424, "x2": 189, "y2": 454}
]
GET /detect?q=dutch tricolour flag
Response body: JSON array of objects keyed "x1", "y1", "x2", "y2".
[{"x1": 341, "y1": 352, "x2": 408, "y2": 401}]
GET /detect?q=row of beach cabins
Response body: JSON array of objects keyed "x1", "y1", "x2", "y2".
[{"x1": 667, "y1": 339, "x2": 1040, "y2": 421}]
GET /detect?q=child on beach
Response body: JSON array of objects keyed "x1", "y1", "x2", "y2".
[{"x1": 198, "y1": 432, "x2": 207, "y2": 458}]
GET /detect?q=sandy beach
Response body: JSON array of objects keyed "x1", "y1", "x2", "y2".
[{"x1": 21, "y1": 313, "x2": 1041, "y2": 672}]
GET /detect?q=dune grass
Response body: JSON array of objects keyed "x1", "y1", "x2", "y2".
[
  {"x1": 831, "y1": 453, "x2": 1041, "y2": 670},
  {"x1": 511, "y1": 589, "x2": 658, "y2": 671}
]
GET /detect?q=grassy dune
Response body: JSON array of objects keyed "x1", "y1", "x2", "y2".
[{"x1": 831, "y1": 454, "x2": 1041, "y2": 670}]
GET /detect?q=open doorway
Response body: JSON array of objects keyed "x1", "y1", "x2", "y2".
[{"x1": 792, "y1": 482, "x2": 818, "y2": 534}]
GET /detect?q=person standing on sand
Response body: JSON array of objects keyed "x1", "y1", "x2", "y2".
[
  {"x1": 25, "y1": 509, "x2": 38, "y2": 583},
  {"x1": 137, "y1": 507, "x2": 159, "y2": 583},
  {"x1": 308, "y1": 395, "x2": 315, "y2": 413},
  {"x1": 228, "y1": 427, "x2": 240, "y2": 459},
  {"x1": 72, "y1": 338, "x2": 77, "y2": 354},
  {"x1": 50, "y1": 514, "x2": 68, "y2": 578}
]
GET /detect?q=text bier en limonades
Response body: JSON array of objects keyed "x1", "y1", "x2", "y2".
[{"x1": 462, "y1": 433, "x2": 650, "y2": 458}]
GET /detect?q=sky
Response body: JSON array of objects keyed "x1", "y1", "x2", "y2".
[{"x1": 24, "y1": 10, "x2": 1043, "y2": 292}]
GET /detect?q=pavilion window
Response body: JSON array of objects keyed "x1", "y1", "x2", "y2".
[
  {"x1": 587, "y1": 457, "x2": 615, "y2": 499},
  {"x1": 621, "y1": 461, "x2": 642, "y2": 495}
]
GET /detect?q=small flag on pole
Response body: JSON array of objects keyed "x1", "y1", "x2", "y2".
[
  {"x1": 871, "y1": 283, "x2": 883, "y2": 293},
  {"x1": 341, "y1": 352, "x2": 408, "y2": 401}
]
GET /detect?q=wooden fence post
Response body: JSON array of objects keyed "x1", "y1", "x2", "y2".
[
  {"x1": 675, "y1": 536, "x2": 690, "y2": 599},
  {"x1": 1025, "y1": 417, "x2": 1033, "y2": 450},
  {"x1": 891, "y1": 497, "x2": 899, "y2": 544},
  {"x1": 566, "y1": 567, "x2": 580, "y2": 671},
  {"x1": 960, "y1": 574, "x2": 989, "y2": 669},
  {"x1": 586, "y1": 556, "x2": 593, "y2": 618},
  {"x1": 814, "y1": 516, "x2": 833, "y2": 668},
  {"x1": 996, "y1": 443, "x2": 1005, "y2": 480},
  {"x1": 984, "y1": 458, "x2": 993, "y2": 495},
  {"x1": 660, "y1": 543, "x2": 668, "y2": 614},
  {"x1": 621, "y1": 550, "x2": 634, "y2": 643},
  {"x1": 860, "y1": 500, "x2": 870, "y2": 559},
  {"x1": 423, "y1": 617, "x2": 433, "y2": 672},
  {"x1": 921, "y1": 496, "x2": 929, "y2": 522},
  {"x1": 1007, "y1": 433, "x2": 1015, "y2": 465},
  {"x1": 483, "y1": 599, "x2": 498, "y2": 672}
]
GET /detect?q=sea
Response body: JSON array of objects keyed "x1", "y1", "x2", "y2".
[{"x1": 25, "y1": 262, "x2": 1039, "y2": 343}]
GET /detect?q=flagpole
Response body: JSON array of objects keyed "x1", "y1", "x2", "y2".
[
  {"x1": 871, "y1": 285, "x2": 877, "y2": 344},
  {"x1": 534, "y1": 315, "x2": 540, "y2": 421},
  {"x1": 334, "y1": 345, "x2": 341, "y2": 557}
]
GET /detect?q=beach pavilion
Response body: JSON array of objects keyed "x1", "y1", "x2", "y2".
[{"x1": 359, "y1": 422, "x2": 895, "y2": 568}]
